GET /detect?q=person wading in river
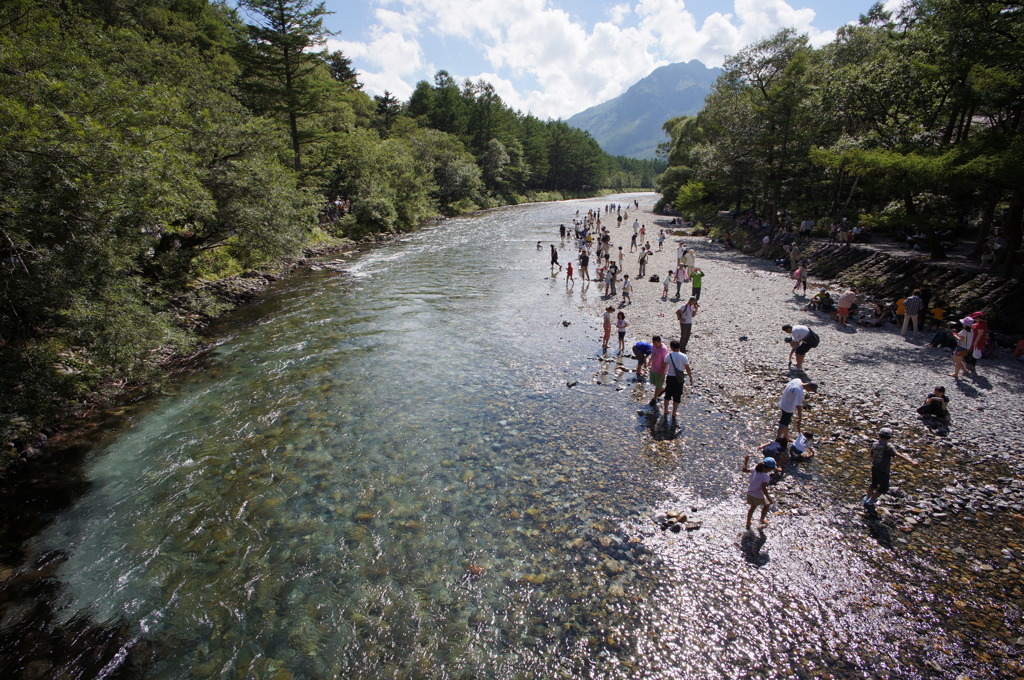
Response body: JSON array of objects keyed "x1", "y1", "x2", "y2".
[
  {"x1": 777, "y1": 378, "x2": 817, "y2": 441},
  {"x1": 742, "y1": 455, "x2": 776, "y2": 530},
  {"x1": 864, "y1": 428, "x2": 918, "y2": 510},
  {"x1": 662, "y1": 340, "x2": 693, "y2": 423}
]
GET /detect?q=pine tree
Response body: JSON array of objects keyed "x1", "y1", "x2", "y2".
[{"x1": 238, "y1": 0, "x2": 334, "y2": 174}]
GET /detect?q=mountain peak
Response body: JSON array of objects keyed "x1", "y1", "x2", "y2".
[{"x1": 566, "y1": 60, "x2": 721, "y2": 159}]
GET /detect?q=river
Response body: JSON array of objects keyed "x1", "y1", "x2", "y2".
[{"x1": 1, "y1": 195, "x2": 946, "y2": 679}]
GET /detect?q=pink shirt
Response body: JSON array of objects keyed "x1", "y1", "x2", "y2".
[
  {"x1": 747, "y1": 471, "x2": 771, "y2": 498},
  {"x1": 650, "y1": 344, "x2": 669, "y2": 374}
]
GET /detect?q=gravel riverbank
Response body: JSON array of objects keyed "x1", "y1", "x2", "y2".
[{"x1": 558, "y1": 197, "x2": 1024, "y2": 673}]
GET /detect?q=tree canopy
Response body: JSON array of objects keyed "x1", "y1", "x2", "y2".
[{"x1": 657, "y1": 1, "x2": 1024, "y2": 268}]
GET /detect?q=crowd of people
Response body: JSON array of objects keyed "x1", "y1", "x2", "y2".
[{"x1": 543, "y1": 203, "x2": 1001, "y2": 533}]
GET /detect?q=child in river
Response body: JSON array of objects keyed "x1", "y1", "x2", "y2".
[
  {"x1": 742, "y1": 455, "x2": 776, "y2": 529},
  {"x1": 602, "y1": 306, "x2": 614, "y2": 351},
  {"x1": 615, "y1": 311, "x2": 629, "y2": 352},
  {"x1": 790, "y1": 432, "x2": 815, "y2": 460}
]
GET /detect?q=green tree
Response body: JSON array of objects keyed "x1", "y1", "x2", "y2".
[
  {"x1": 237, "y1": 0, "x2": 334, "y2": 175},
  {"x1": 479, "y1": 138, "x2": 511, "y2": 191},
  {"x1": 326, "y1": 49, "x2": 361, "y2": 88},
  {"x1": 374, "y1": 90, "x2": 401, "y2": 137}
]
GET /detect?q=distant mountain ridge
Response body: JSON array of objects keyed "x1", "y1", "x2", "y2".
[{"x1": 566, "y1": 60, "x2": 722, "y2": 159}]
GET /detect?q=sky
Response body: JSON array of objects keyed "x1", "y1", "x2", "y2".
[{"x1": 324, "y1": 0, "x2": 905, "y2": 121}]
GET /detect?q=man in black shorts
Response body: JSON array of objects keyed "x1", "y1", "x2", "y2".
[
  {"x1": 864, "y1": 428, "x2": 918, "y2": 509},
  {"x1": 662, "y1": 340, "x2": 693, "y2": 422},
  {"x1": 782, "y1": 324, "x2": 819, "y2": 371}
]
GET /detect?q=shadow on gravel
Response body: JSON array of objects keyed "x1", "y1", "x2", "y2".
[
  {"x1": 836, "y1": 341, "x2": 951, "y2": 372},
  {"x1": 648, "y1": 415, "x2": 680, "y2": 441},
  {"x1": 864, "y1": 515, "x2": 894, "y2": 549},
  {"x1": 740, "y1": 530, "x2": 770, "y2": 566},
  {"x1": 969, "y1": 375, "x2": 993, "y2": 390}
]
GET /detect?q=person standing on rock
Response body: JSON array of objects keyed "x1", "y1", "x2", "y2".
[
  {"x1": 836, "y1": 288, "x2": 857, "y2": 326},
  {"x1": 838, "y1": 220, "x2": 850, "y2": 246},
  {"x1": 662, "y1": 270, "x2": 673, "y2": 300},
  {"x1": 676, "y1": 297, "x2": 698, "y2": 352},
  {"x1": 662, "y1": 339, "x2": 693, "y2": 422},
  {"x1": 777, "y1": 378, "x2": 817, "y2": 440},
  {"x1": 792, "y1": 265, "x2": 807, "y2": 294},
  {"x1": 621, "y1": 274, "x2": 633, "y2": 305},
  {"x1": 690, "y1": 268, "x2": 704, "y2": 301},
  {"x1": 782, "y1": 324, "x2": 819, "y2": 371},
  {"x1": 864, "y1": 428, "x2": 918, "y2": 509},
  {"x1": 951, "y1": 316, "x2": 975, "y2": 379},
  {"x1": 638, "y1": 247, "x2": 649, "y2": 278},
  {"x1": 902, "y1": 289, "x2": 924, "y2": 336},
  {"x1": 684, "y1": 249, "x2": 696, "y2": 279},
  {"x1": 674, "y1": 264, "x2": 686, "y2": 299}
]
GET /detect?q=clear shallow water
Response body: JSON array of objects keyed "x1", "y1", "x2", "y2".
[{"x1": 2, "y1": 196, "x2": 944, "y2": 679}]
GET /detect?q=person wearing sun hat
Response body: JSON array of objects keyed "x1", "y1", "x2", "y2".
[{"x1": 864, "y1": 428, "x2": 919, "y2": 509}]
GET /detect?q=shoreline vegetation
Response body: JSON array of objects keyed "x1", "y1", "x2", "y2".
[{"x1": 0, "y1": 0, "x2": 662, "y2": 469}]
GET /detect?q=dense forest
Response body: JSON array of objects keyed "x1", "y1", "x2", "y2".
[
  {"x1": 657, "y1": 0, "x2": 1023, "y2": 273},
  {"x1": 0, "y1": 0, "x2": 662, "y2": 456}
]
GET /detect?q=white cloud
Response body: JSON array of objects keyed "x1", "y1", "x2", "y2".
[
  {"x1": 339, "y1": 1, "x2": 857, "y2": 119},
  {"x1": 327, "y1": 26, "x2": 428, "y2": 101},
  {"x1": 609, "y1": 3, "x2": 632, "y2": 24},
  {"x1": 374, "y1": 8, "x2": 422, "y2": 35}
]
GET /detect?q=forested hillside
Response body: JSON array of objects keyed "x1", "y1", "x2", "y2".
[
  {"x1": 657, "y1": 0, "x2": 1023, "y2": 273},
  {"x1": 0, "y1": 0, "x2": 662, "y2": 457}
]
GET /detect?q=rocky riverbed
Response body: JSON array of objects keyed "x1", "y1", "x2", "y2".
[{"x1": 562, "y1": 201, "x2": 1024, "y2": 677}]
